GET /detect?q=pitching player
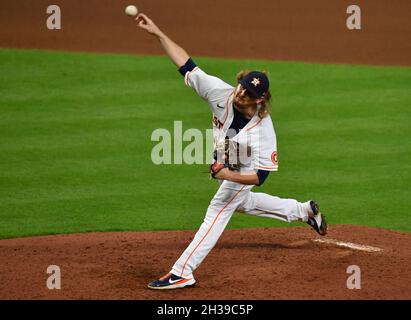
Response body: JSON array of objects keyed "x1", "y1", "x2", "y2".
[{"x1": 136, "y1": 13, "x2": 328, "y2": 290}]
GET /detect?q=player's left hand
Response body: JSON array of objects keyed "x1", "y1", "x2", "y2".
[{"x1": 210, "y1": 161, "x2": 230, "y2": 179}]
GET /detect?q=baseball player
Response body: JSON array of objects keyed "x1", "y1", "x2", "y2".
[{"x1": 136, "y1": 13, "x2": 328, "y2": 290}]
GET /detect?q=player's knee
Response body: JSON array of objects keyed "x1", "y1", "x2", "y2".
[
  {"x1": 238, "y1": 193, "x2": 255, "y2": 213},
  {"x1": 210, "y1": 189, "x2": 238, "y2": 205},
  {"x1": 236, "y1": 206, "x2": 245, "y2": 213}
]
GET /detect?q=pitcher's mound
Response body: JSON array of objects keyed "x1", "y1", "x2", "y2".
[{"x1": 0, "y1": 225, "x2": 410, "y2": 299}]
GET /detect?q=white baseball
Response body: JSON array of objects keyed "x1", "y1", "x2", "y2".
[{"x1": 125, "y1": 5, "x2": 138, "y2": 17}]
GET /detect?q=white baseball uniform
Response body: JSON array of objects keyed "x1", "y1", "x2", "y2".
[{"x1": 171, "y1": 66, "x2": 313, "y2": 279}]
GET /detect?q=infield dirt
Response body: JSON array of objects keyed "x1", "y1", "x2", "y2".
[
  {"x1": 1, "y1": 0, "x2": 411, "y2": 66},
  {"x1": 0, "y1": 226, "x2": 410, "y2": 299},
  {"x1": 0, "y1": 0, "x2": 410, "y2": 299}
]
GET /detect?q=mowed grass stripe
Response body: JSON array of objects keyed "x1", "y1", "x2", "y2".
[{"x1": 0, "y1": 48, "x2": 410, "y2": 239}]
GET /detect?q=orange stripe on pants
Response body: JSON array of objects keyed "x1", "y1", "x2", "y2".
[{"x1": 179, "y1": 185, "x2": 246, "y2": 277}]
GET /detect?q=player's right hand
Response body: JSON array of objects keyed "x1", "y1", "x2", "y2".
[{"x1": 136, "y1": 13, "x2": 162, "y2": 36}]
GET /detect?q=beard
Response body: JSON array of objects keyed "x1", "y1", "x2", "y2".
[{"x1": 233, "y1": 95, "x2": 256, "y2": 109}]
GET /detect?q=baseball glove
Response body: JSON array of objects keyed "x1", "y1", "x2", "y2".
[{"x1": 210, "y1": 139, "x2": 240, "y2": 179}]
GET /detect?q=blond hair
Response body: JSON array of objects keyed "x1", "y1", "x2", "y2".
[{"x1": 236, "y1": 70, "x2": 272, "y2": 118}]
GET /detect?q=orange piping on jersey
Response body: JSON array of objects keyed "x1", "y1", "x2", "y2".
[
  {"x1": 221, "y1": 90, "x2": 235, "y2": 125},
  {"x1": 246, "y1": 118, "x2": 263, "y2": 132},
  {"x1": 185, "y1": 67, "x2": 199, "y2": 86},
  {"x1": 184, "y1": 72, "x2": 189, "y2": 86},
  {"x1": 255, "y1": 165, "x2": 278, "y2": 170},
  {"x1": 180, "y1": 185, "x2": 246, "y2": 277}
]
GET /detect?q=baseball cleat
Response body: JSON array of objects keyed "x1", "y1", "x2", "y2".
[
  {"x1": 306, "y1": 200, "x2": 328, "y2": 236},
  {"x1": 147, "y1": 272, "x2": 196, "y2": 290}
]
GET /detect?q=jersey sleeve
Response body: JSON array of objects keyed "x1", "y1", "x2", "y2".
[
  {"x1": 252, "y1": 121, "x2": 279, "y2": 171},
  {"x1": 180, "y1": 59, "x2": 234, "y2": 107},
  {"x1": 254, "y1": 149, "x2": 278, "y2": 171}
]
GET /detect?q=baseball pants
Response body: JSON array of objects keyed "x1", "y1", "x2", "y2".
[{"x1": 171, "y1": 180, "x2": 312, "y2": 279}]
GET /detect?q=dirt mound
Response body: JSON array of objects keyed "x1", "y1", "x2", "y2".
[
  {"x1": 0, "y1": 225, "x2": 410, "y2": 299},
  {"x1": 1, "y1": 0, "x2": 411, "y2": 66}
]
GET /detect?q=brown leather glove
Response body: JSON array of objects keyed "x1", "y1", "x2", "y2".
[
  {"x1": 210, "y1": 139, "x2": 241, "y2": 179},
  {"x1": 210, "y1": 161, "x2": 227, "y2": 179}
]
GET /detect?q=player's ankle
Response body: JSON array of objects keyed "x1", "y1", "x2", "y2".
[{"x1": 303, "y1": 201, "x2": 314, "y2": 218}]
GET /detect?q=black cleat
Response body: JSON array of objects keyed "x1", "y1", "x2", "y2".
[
  {"x1": 307, "y1": 200, "x2": 328, "y2": 236},
  {"x1": 147, "y1": 273, "x2": 196, "y2": 290}
]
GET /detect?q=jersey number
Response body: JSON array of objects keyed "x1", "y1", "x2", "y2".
[{"x1": 213, "y1": 116, "x2": 224, "y2": 129}]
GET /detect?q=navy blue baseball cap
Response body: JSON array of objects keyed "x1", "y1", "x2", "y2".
[{"x1": 239, "y1": 71, "x2": 269, "y2": 99}]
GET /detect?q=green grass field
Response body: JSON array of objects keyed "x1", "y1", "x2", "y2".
[{"x1": 1, "y1": 48, "x2": 410, "y2": 239}]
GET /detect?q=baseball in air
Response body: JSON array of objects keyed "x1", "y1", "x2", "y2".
[{"x1": 125, "y1": 5, "x2": 138, "y2": 17}]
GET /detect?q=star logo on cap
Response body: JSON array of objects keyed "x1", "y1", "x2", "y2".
[{"x1": 251, "y1": 77, "x2": 260, "y2": 87}]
